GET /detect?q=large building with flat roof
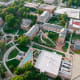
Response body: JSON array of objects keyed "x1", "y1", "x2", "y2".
[
  {"x1": 35, "y1": 50, "x2": 62, "y2": 78},
  {"x1": 55, "y1": 8, "x2": 80, "y2": 19}
]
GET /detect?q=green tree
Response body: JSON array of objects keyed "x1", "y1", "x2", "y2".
[
  {"x1": 33, "y1": 36, "x2": 39, "y2": 42},
  {"x1": 11, "y1": 75, "x2": 24, "y2": 80},
  {"x1": 17, "y1": 35, "x2": 30, "y2": 46},
  {"x1": 60, "y1": 14, "x2": 69, "y2": 26},
  {"x1": 5, "y1": 14, "x2": 16, "y2": 27},
  {"x1": 24, "y1": 71, "x2": 36, "y2": 80},
  {"x1": 37, "y1": 73, "x2": 48, "y2": 80},
  {"x1": 14, "y1": 67, "x2": 24, "y2": 75},
  {"x1": 23, "y1": 62, "x2": 35, "y2": 71}
]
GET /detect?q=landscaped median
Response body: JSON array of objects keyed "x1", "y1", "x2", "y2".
[
  {"x1": 17, "y1": 45, "x2": 29, "y2": 52},
  {"x1": 8, "y1": 48, "x2": 18, "y2": 59}
]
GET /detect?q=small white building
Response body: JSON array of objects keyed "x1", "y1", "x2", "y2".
[
  {"x1": 43, "y1": 0, "x2": 55, "y2": 4},
  {"x1": 38, "y1": 11, "x2": 52, "y2": 23},
  {"x1": 69, "y1": 19, "x2": 80, "y2": 34},
  {"x1": 21, "y1": 19, "x2": 32, "y2": 30},
  {"x1": 35, "y1": 50, "x2": 62, "y2": 78},
  {"x1": 25, "y1": 24, "x2": 39, "y2": 40}
]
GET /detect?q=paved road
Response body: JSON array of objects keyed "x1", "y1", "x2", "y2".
[{"x1": 3, "y1": 45, "x2": 16, "y2": 77}]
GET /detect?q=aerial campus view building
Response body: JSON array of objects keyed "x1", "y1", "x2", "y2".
[{"x1": 0, "y1": 0, "x2": 80, "y2": 80}]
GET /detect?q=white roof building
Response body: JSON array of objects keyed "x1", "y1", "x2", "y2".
[
  {"x1": 24, "y1": 2, "x2": 40, "y2": 9},
  {"x1": 55, "y1": 8, "x2": 80, "y2": 19},
  {"x1": 25, "y1": 24, "x2": 39, "y2": 40},
  {"x1": 69, "y1": 19, "x2": 80, "y2": 29},
  {"x1": 39, "y1": 4, "x2": 55, "y2": 13},
  {"x1": 35, "y1": 50, "x2": 62, "y2": 78},
  {"x1": 38, "y1": 11, "x2": 52, "y2": 23},
  {"x1": 21, "y1": 19, "x2": 32, "y2": 30}
]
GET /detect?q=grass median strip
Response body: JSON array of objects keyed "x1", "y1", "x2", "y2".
[{"x1": 8, "y1": 48, "x2": 18, "y2": 59}]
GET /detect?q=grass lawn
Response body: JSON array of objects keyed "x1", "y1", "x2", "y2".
[
  {"x1": 6, "y1": 59, "x2": 20, "y2": 71},
  {"x1": 6, "y1": 43, "x2": 13, "y2": 50},
  {"x1": 17, "y1": 45, "x2": 29, "y2": 52},
  {"x1": 17, "y1": 29, "x2": 27, "y2": 35},
  {"x1": 33, "y1": 36, "x2": 56, "y2": 48},
  {"x1": 62, "y1": 43, "x2": 69, "y2": 52},
  {"x1": 72, "y1": 33, "x2": 80, "y2": 40},
  {"x1": 75, "y1": 50, "x2": 80, "y2": 54},
  {"x1": 48, "y1": 16, "x2": 64, "y2": 27},
  {"x1": 48, "y1": 16, "x2": 59, "y2": 24},
  {"x1": 32, "y1": 44, "x2": 65, "y2": 57},
  {"x1": 0, "y1": 63, "x2": 7, "y2": 72},
  {"x1": 66, "y1": 33, "x2": 71, "y2": 41},
  {"x1": 48, "y1": 32, "x2": 59, "y2": 43},
  {"x1": 69, "y1": 51, "x2": 74, "y2": 55},
  {"x1": 42, "y1": 37, "x2": 56, "y2": 48},
  {"x1": 8, "y1": 48, "x2": 18, "y2": 59}
]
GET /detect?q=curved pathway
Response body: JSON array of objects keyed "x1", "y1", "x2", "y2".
[{"x1": 3, "y1": 45, "x2": 16, "y2": 77}]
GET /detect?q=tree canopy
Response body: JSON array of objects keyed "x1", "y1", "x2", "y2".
[
  {"x1": 17, "y1": 35, "x2": 30, "y2": 46},
  {"x1": 12, "y1": 62, "x2": 48, "y2": 80}
]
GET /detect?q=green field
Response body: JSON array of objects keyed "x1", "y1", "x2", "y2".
[
  {"x1": 17, "y1": 45, "x2": 29, "y2": 52},
  {"x1": 17, "y1": 29, "x2": 27, "y2": 35},
  {"x1": 8, "y1": 48, "x2": 18, "y2": 59},
  {"x1": 6, "y1": 59, "x2": 20, "y2": 72}
]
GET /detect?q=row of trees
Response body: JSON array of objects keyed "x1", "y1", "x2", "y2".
[
  {"x1": 11, "y1": 62, "x2": 48, "y2": 80},
  {"x1": 62, "y1": 0, "x2": 80, "y2": 7}
]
